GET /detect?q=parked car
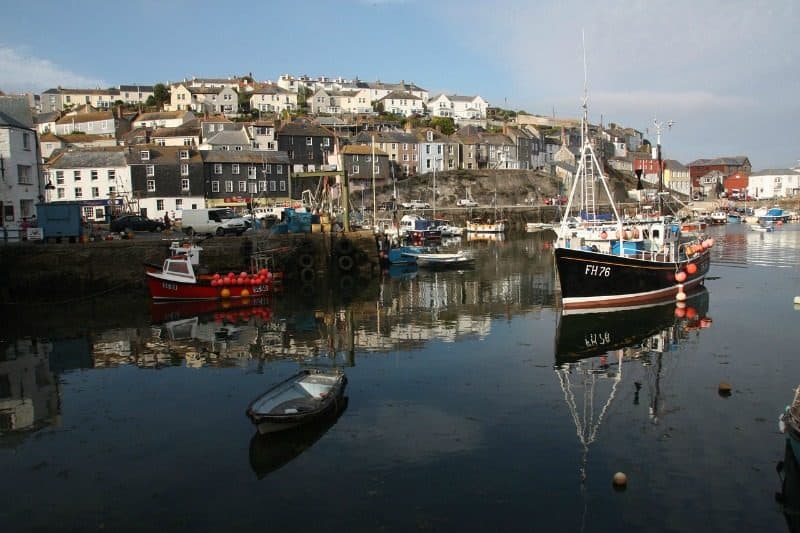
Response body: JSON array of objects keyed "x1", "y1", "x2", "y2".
[
  {"x1": 402, "y1": 200, "x2": 431, "y2": 209},
  {"x1": 456, "y1": 198, "x2": 479, "y2": 207},
  {"x1": 110, "y1": 214, "x2": 165, "y2": 233}
]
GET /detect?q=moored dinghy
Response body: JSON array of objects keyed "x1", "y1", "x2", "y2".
[{"x1": 246, "y1": 368, "x2": 347, "y2": 434}]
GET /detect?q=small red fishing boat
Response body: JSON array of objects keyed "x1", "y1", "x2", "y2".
[{"x1": 145, "y1": 242, "x2": 275, "y2": 300}]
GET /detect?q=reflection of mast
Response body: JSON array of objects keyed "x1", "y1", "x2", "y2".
[{"x1": 556, "y1": 350, "x2": 623, "y2": 483}]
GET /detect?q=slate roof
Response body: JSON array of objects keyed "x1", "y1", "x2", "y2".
[
  {"x1": 278, "y1": 120, "x2": 334, "y2": 137},
  {"x1": 201, "y1": 151, "x2": 291, "y2": 164},
  {"x1": 56, "y1": 111, "x2": 114, "y2": 125},
  {"x1": 135, "y1": 111, "x2": 189, "y2": 121},
  {"x1": 152, "y1": 119, "x2": 201, "y2": 138},
  {"x1": 0, "y1": 110, "x2": 30, "y2": 129},
  {"x1": 34, "y1": 111, "x2": 61, "y2": 124},
  {"x1": 119, "y1": 85, "x2": 154, "y2": 92},
  {"x1": 125, "y1": 145, "x2": 203, "y2": 164},
  {"x1": 379, "y1": 91, "x2": 422, "y2": 101},
  {"x1": 42, "y1": 87, "x2": 119, "y2": 95},
  {"x1": 205, "y1": 129, "x2": 250, "y2": 145},
  {"x1": 687, "y1": 156, "x2": 749, "y2": 166},
  {"x1": 750, "y1": 168, "x2": 800, "y2": 176},
  {"x1": 251, "y1": 84, "x2": 291, "y2": 95},
  {"x1": 46, "y1": 147, "x2": 127, "y2": 168},
  {"x1": 341, "y1": 144, "x2": 388, "y2": 156}
]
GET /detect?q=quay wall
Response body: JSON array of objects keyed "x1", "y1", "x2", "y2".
[{"x1": 0, "y1": 230, "x2": 381, "y2": 302}]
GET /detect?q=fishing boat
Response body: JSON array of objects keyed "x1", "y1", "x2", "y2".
[
  {"x1": 401, "y1": 247, "x2": 474, "y2": 268},
  {"x1": 399, "y1": 214, "x2": 442, "y2": 244},
  {"x1": 778, "y1": 386, "x2": 800, "y2": 531},
  {"x1": 726, "y1": 212, "x2": 742, "y2": 223},
  {"x1": 709, "y1": 211, "x2": 727, "y2": 224},
  {"x1": 145, "y1": 241, "x2": 275, "y2": 300},
  {"x1": 750, "y1": 221, "x2": 775, "y2": 232},
  {"x1": 756, "y1": 205, "x2": 788, "y2": 224},
  {"x1": 553, "y1": 83, "x2": 712, "y2": 311},
  {"x1": 466, "y1": 217, "x2": 507, "y2": 234},
  {"x1": 246, "y1": 368, "x2": 347, "y2": 434}
]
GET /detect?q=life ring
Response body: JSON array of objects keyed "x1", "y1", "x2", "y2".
[
  {"x1": 337, "y1": 254, "x2": 354, "y2": 272},
  {"x1": 335, "y1": 239, "x2": 354, "y2": 256},
  {"x1": 298, "y1": 253, "x2": 314, "y2": 268},
  {"x1": 300, "y1": 267, "x2": 315, "y2": 283}
]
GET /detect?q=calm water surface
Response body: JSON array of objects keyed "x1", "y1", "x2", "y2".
[{"x1": 2, "y1": 223, "x2": 800, "y2": 532}]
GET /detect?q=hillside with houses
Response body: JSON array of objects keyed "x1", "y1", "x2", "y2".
[{"x1": 1, "y1": 73, "x2": 799, "y2": 230}]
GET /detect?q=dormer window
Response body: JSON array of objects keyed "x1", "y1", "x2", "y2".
[
  {"x1": 140, "y1": 150, "x2": 150, "y2": 160},
  {"x1": 180, "y1": 150, "x2": 190, "y2": 159}
]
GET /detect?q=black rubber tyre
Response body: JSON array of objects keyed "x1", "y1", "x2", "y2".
[
  {"x1": 339, "y1": 275, "x2": 354, "y2": 291},
  {"x1": 298, "y1": 253, "x2": 314, "y2": 268},
  {"x1": 300, "y1": 267, "x2": 315, "y2": 283},
  {"x1": 337, "y1": 254, "x2": 354, "y2": 272},
  {"x1": 335, "y1": 239, "x2": 354, "y2": 256}
]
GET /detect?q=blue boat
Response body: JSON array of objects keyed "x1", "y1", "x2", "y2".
[{"x1": 757, "y1": 206, "x2": 787, "y2": 224}]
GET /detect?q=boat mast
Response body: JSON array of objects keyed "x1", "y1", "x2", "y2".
[{"x1": 652, "y1": 118, "x2": 674, "y2": 216}]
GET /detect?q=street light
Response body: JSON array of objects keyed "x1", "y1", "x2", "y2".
[{"x1": 44, "y1": 180, "x2": 55, "y2": 203}]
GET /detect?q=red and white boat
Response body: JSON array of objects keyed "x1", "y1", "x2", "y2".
[{"x1": 145, "y1": 242, "x2": 274, "y2": 300}]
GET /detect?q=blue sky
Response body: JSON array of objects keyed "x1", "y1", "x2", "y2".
[{"x1": 1, "y1": 0, "x2": 798, "y2": 169}]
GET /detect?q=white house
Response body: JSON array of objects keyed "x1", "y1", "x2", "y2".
[
  {"x1": 133, "y1": 110, "x2": 195, "y2": 130},
  {"x1": 249, "y1": 84, "x2": 298, "y2": 115},
  {"x1": 44, "y1": 148, "x2": 132, "y2": 221},
  {"x1": 167, "y1": 84, "x2": 238, "y2": 117},
  {"x1": 377, "y1": 91, "x2": 424, "y2": 117},
  {"x1": 54, "y1": 110, "x2": 117, "y2": 137},
  {"x1": 748, "y1": 168, "x2": 800, "y2": 199},
  {"x1": 428, "y1": 94, "x2": 489, "y2": 120},
  {"x1": 0, "y1": 109, "x2": 41, "y2": 232},
  {"x1": 310, "y1": 88, "x2": 372, "y2": 115}
]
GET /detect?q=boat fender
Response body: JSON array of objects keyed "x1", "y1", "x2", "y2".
[
  {"x1": 600, "y1": 231, "x2": 607, "y2": 239},
  {"x1": 300, "y1": 267, "x2": 315, "y2": 283},
  {"x1": 298, "y1": 253, "x2": 314, "y2": 268},
  {"x1": 337, "y1": 254, "x2": 355, "y2": 272},
  {"x1": 335, "y1": 239, "x2": 354, "y2": 256}
]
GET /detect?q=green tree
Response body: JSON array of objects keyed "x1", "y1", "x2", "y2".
[
  {"x1": 153, "y1": 83, "x2": 170, "y2": 108},
  {"x1": 429, "y1": 116, "x2": 455, "y2": 135}
]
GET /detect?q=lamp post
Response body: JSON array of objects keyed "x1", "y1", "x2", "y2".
[{"x1": 44, "y1": 180, "x2": 55, "y2": 203}]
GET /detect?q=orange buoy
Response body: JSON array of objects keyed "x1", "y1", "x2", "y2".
[
  {"x1": 676, "y1": 291, "x2": 687, "y2": 301},
  {"x1": 685, "y1": 307, "x2": 697, "y2": 319},
  {"x1": 220, "y1": 288, "x2": 231, "y2": 299},
  {"x1": 707, "y1": 238, "x2": 714, "y2": 247},
  {"x1": 240, "y1": 289, "x2": 250, "y2": 298},
  {"x1": 686, "y1": 263, "x2": 698, "y2": 275},
  {"x1": 674, "y1": 307, "x2": 686, "y2": 318}
]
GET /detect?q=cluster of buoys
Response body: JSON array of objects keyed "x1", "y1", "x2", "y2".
[
  {"x1": 685, "y1": 238, "x2": 715, "y2": 257},
  {"x1": 211, "y1": 269, "x2": 273, "y2": 288},
  {"x1": 213, "y1": 306, "x2": 272, "y2": 323}
]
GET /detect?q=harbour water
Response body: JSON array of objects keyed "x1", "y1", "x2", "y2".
[{"x1": 2, "y1": 223, "x2": 800, "y2": 531}]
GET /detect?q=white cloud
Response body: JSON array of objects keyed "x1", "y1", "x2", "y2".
[{"x1": 0, "y1": 45, "x2": 108, "y2": 94}]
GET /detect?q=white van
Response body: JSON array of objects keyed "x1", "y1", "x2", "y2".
[{"x1": 181, "y1": 208, "x2": 249, "y2": 236}]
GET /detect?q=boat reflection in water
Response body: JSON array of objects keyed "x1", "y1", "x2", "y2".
[
  {"x1": 554, "y1": 288, "x2": 712, "y2": 482},
  {"x1": 249, "y1": 396, "x2": 348, "y2": 479}
]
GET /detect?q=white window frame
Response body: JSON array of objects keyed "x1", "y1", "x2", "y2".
[
  {"x1": 211, "y1": 181, "x2": 220, "y2": 192},
  {"x1": 146, "y1": 164, "x2": 155, "y2": 177},
  {"x1": 214, "y1": 164, "x2": 223, "y2": 175},
  {"x1": 140, "y1": 150, "x2": 150, "y2": 160},
  {"x1": 232, "y1": 164, "x2": 240, "y2": 175},
  {"x1": 181, "y1": 164, "x2": 189, "y2": 176},
  {"x1": 180, "y1": 150, "x2": 190, "y2": 159},
  {"x1": 238, "y1": 181, "x2": 247, "y2": 192},
  {"x1": 225, "y1": 181, "x2": 233, "y2": 193},
  {"x1": 147, "y1": 180, "x2": 156, "y2": 192},
  {"x1": 181, "y1": 178, "x2": 190, "y2": 191}
]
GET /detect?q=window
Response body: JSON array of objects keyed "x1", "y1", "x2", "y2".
[
  {"x1": 276, "y1": 166, "x2": 282, "y2": 175},
  {"x1": 91, "y1": 170, "x2": 99, "y2": 180},
  {"x1": 238, "y1": 181, "x2": 247, "y2": 192},
  {"x1": 157, "y1": 199, "x2": 164, "y2": 210},
  {"x1": 374, "y1": 165, "x2": 380, "y2": 175},
  {"x1": 91, "y1": 187, "x2": 99, "y2": 198},
  {"x1": 17, "y1": 165, "x2": 33, "y2": 185},
  {"x1": 147, "y1": 180, "x2": 155, "y2": 192},
  {"x1": 74, "y1": 170, "x2": 81, "y2": 180},
  {"x1": 287, "y1": 150, "x2": 294, "y2": 159},
  {"x1": 180, "y1": 150, "x2": 189, "y2": 159},
  {"x1": 181, "y1": 164, "x2": 189, "y2": 176},
  {"x1": 403, "y1": 154, "x2": 409, "y2": 162},
  {"x1": 181, "y1": 179, "x2": 190, "y2": 191},
  {"x1": 270, "y1": 181, "x2": 276, "y2": 191},
  {"x1": 323, "y1": 138, "x2": 330, "y2": 147},
  {"x1": 264, "y1": 164, "x2": 271, "y2": 174},
  {"x1": 306, "y1": 137, "x2": 313, "y2": 146},
  {"x1": 308, "y1": 152, "x2": 314, "y2": 160},
  {"x1": 74, "y1": 187, "x2": 83, "y2": 198},
  {"x1": 225, "y1": 181, "x2": 233, "y2": 193},
  {"x1": 23, "y1": 133, "x2": 30, "y2": 150},
  {"x1": 108, "y1": 186, "x2": 116, "y2": 195},
  {"x1": 175, "y1": 199, "x2": 183, "y2": 209},
  {"x1": 108, "y1": 169, "x2": 115, "y2": 180},
  {"x1": 352, "y1": 165, "x2": 359, "y2": 173},
  {"x1": 211, "y1": 181, "x2": 220, "y2": 192},
  {"x1": 156, "y1": 138, "x2": 165, "y2": 147},
  {"x1": 214, "y1": 164, "x2": 223, "y2": 174},
  {"x1": 279, "y1": 180, "x2": 286, "y2": 192},
  {"x1": 354, "y1": 155, "x2": 359, "y2": 162},
  {"x1": 146, "y1": 165, "x2": 155, "y2": 177},
  {"x1": 183, "y1": 138, "x2": 192, "y2": 146},
  {"x1": 249, "y1": 182, "x2": 257, "y2": 194},
  {"x1": 56, "y1": 170, "x2": 64, "y2": 184},
  {"x1": 258, "y1": 181, "x2": 267, "y2": 192},
  {"x1": 140, "y1": 150, "x2": 150, "y2": 160},
  {"x1": 267, "y1": 142, "x2": 275, "y2": 150},
  {"x1": 248, "y1": 166, "x2": 256, "y2": 179},
  {"x1": 232, "y1": 164, "x2": 240, "y2": 175}
]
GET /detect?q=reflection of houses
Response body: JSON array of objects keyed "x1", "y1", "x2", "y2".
[{"x1": 0, "y1": 339, "x2": 59, "y2": 434}]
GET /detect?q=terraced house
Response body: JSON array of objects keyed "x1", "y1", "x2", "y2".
[
  {"x1": 127, "y1": 145, "x2": 205, "y2": 220},
  {"x1": 277, "y1": 120, "x2": 335, "y2": 172},
  {"x1": 201, "y1": 151, "x2": 292, "y2": 208}
]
